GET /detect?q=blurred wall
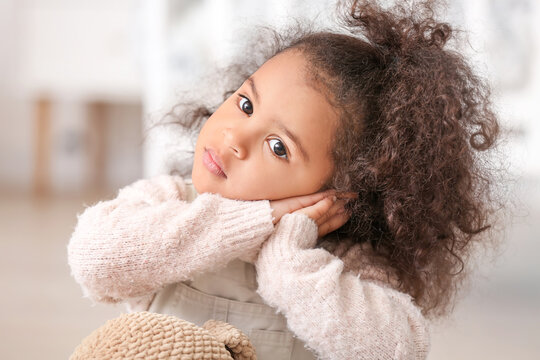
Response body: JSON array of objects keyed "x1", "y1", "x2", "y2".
[
  {"x1": 0, "y1": 0, "x2": 32, "y2": 190},
  {"x1": 0, "y1": 0, "x2": 143, "y2": 195}
]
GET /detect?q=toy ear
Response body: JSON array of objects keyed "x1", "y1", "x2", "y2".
[
  {"x1": 70, "y1": 312, "x2": 234, "y2": 360},
  {"x1": 203, "y1": 320, "x2": 257, "y2": 360}
]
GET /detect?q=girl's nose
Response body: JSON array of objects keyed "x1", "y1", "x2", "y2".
[{"x1": 222, "y1": 127, "x2": 248, "y2": 159}]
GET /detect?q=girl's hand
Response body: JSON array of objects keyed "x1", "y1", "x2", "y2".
[
  {"x1": 270, "y1": 191, "x2": 335, "y2": 224},
  {"x1": 294, "y1": 195, "x2": 351, "y2": 238},
  {"x1": 270, "y1": 191, "x2": 355, "y2": 237}
]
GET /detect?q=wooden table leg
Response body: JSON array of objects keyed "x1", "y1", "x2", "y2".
[
  {"x1": 87, "y1": 101, "x2": 107, "y2": 193},
  {"x1": 33, "y1": 97, "x2": 51, "y2": 197}
]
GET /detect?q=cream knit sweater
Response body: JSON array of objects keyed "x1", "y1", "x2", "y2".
[{"x1": 68, "y1": 175, "x2": 429, "y2": 360}]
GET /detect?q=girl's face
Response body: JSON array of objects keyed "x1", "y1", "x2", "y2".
[{"x1": 192, "y1": 50, "x2": 338, "y2": 200}]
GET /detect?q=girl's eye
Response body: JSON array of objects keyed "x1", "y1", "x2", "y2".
[
  {"x1": 268, "y1": 138, "x2": 288, "y2": 160},
  {"x1": 239, "y1": 96, "x2": 253, "y2": 115}
]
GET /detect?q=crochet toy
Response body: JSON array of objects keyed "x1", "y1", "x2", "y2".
[{"x1": 70, "y1": 311, "x2": 257, "y2": 360}]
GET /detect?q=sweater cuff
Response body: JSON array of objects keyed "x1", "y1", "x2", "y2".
[
  {"x1": 272, "y1": 213, "x2": 319, "y2": 254},
  {"x1": 215, "y1": 195, "x2": 275, "y2": 245}
]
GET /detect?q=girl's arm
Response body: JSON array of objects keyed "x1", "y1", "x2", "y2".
[
  {"x1": 255, "y1": 213, "x2": 430, "y2": 360},
  {"x1": 67, "y1": 175, "x2": 274, "y2": 305}
]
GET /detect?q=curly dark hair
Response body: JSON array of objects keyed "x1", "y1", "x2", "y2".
[{"x1": 161, "y1": 0, "x2": 502, "y2": 318}]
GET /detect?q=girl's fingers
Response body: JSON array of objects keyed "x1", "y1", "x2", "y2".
[
  {"x1": 272, "y1": 190, "x2": 354, "y2": 228},
  {"x1": 318, "y1": 210, "x2": 350, "y2": 237},
  {"x1": 288, "y1": 190, "x2": 354, "y2": 211},
  {"x1": 293, "y1": 190, "x2": 335, "y2": 209},
  {"x1": 335, "y1": 192, "x2": 358, "y2": 200},
  {"x1": 280, "y1": 190, "x2": 334, "y2": 214},
  {"x1": 316, "y1": 199, "x2": 347, "y2": 226},
  {"x1": 270, "y1": 191, "x2": 336, "y2": 224},
  {"x1": 293, "y1": 196, "x2": 335, "y2": 221}
]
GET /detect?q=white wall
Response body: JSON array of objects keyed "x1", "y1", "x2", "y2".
[
  {"x1": 16, "y1": 0, "x2": 142, "y2": 100},
  {"x1": 459, "y1": 0, "x2": 539, "y2": 177},
  {"x1": 0, "y1": 0, "x2": 32, "y2": 190}
]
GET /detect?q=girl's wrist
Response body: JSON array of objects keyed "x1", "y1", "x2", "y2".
[{"x1": 274, "y1": 213, "x2": 319, "y2": 250}]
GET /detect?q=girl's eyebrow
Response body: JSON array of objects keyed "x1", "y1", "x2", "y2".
[
  {"x1": 246, "y1": 77, "x2": 260, "y2": 104},
  {"x1": 247, "y1": 76, "x2": 310, "y2": 162}
]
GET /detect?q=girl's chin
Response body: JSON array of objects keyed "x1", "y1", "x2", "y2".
[
  {"x1": 192, "y1": 177, "x2": 277, "y2": 201},
  {"x1": 192, "y1": 179, "x2": 228, "y2": 198}
]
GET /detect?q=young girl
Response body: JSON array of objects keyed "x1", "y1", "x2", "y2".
[{"x1": 68, "y1": 1, "x2": 501, "y2": 359}]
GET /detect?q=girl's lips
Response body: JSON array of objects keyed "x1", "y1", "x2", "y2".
[{"x1": 202, "y1": 148, "x2": 227, "y2": 178}]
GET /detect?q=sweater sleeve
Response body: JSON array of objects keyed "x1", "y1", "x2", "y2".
[
  {"x1": 254, "y1": 213, "x2": 430, "y2": 360},
  {"x1": 67, "y1": 175, "x2": 275, "y2": 305}
]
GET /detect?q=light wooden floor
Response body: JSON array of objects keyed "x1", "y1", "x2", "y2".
[
  {"x1": 0, "y1": 181, "x2": 539, "y2": 359},
  {"x1": 0, "y1": 193, "x2": 122, "y2": 360}
]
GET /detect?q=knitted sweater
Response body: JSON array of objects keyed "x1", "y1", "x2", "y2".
[{"x1": 68, "y1": 175, "x2": 430, "y2": 360}]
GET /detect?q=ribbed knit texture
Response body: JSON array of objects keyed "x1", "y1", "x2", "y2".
[
  {"x1": 68, "y1": 175, "x2": 274, "y2": 304},
  {"x1": 68, "y1": 175, "x2": 430, "y2": 360}
]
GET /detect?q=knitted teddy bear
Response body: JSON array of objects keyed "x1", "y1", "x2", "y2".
[{"x1": 70, "y1": 311, "x2": 257, "y2": 360}]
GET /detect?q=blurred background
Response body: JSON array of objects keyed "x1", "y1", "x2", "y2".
[{"x1": 0, "y1": 0, "x2": 538, "y2": 359}]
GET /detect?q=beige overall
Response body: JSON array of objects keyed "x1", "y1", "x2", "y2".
[{"x1": 148, "y1": 181, "x2": 317, "y2": 360}]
